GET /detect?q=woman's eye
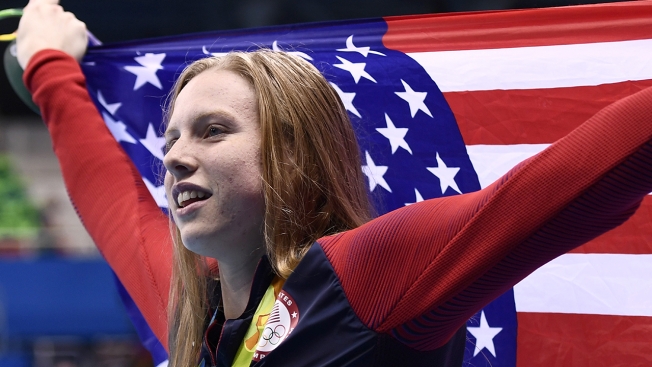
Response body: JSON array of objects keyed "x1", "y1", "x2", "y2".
[
  {"x1": 207, "y1": 126, "x2": 222, "y2": 137},
  {"x1": 164, "y1": 140, "x2": 176, "y2": 154}
]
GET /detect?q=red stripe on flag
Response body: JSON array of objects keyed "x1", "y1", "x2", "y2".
[
  {"x1": 443, "y1": 80, "x2": 652, "y2": 145},
  {"x1": 383, "y1": 1, "x2": 652, "y2": 53},
  {"x1": 517, "y1": 312, "x2": 652, "y2": 367},
  {"x1": 569, "y1": 196, "x2": 652, "y2": 255}
]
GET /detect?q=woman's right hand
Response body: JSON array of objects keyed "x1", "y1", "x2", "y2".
[{"x1": 16, "y1": 0, "x2": 88, "y2": 69}]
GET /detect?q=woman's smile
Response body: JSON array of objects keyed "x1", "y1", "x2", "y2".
[{"x1": 172, "y1": 182, "x2": 213, "y2": 208}]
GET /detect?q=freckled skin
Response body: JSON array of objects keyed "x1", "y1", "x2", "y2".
[{"x1": 163, "y1": 69, "x2": 266, "y2": 263}]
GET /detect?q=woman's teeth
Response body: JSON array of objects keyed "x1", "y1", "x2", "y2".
[{"x1": 177, "y1": 190, "x2": 206, "y2": 207}]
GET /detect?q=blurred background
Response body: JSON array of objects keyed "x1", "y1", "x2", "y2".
[{"x1": 0, "y1": 0, "x2": 627, "y2": 366}]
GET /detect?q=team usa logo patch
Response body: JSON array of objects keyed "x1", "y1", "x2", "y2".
[{"x1": 253, "y1": 290, "x2": 300, "y2": 361}]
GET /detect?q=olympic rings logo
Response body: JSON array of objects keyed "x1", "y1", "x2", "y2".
[{"x1": 259, "y1": 325, "x2": 287, "y2": 347}]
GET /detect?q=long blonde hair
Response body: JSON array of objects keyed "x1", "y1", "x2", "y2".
[{"x1": 166, "y1": 50, "x2": 374, "y2": 366}]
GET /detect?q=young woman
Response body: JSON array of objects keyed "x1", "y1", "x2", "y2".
[{"x1": 16, "y1": 0, "x2": 652, "y2": 366}]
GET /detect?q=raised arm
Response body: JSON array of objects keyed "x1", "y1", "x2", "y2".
[
  {"x1": 319, "y1": 85, "x2": 652, "y2": 350},
  {"x1": 18, "y1": 0, "x2": 172, "y2": 349}
]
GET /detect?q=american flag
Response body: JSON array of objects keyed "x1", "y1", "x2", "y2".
[{"x1": 80, "y1": 1, "x2": 652, "y2": 366}]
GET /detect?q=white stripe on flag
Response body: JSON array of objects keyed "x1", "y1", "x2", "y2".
[
  {"x1": 514, "y1": 253, "x2": 652, "y2": 317},
  {"x1": 409, "y1": 39, "x2": 652, "y2": 92},
  {"x1": 465, "y1": 144, "x2": 549, "y2": 189},
  {"x1": 466, "y1": 144, "x2": 652, "y2": 194}
]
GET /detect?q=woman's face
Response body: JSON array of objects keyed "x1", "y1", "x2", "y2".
[{"x1": 163, "y1": 69, "x2": 266, "y2": 260}]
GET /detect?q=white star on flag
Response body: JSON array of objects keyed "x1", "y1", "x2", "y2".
[
  {"x1": 405, "y1": 188, "x2": 425, "y2": 206},
  {"x1": 102, "y1": 112, "x2": 136, "y2": 144},
  {"x1": 139, "y1": 123, "x2": 166, "y2": 161},
  {"x1": 97, "y1": 91, "x2": 121, "y2": 115},
  {"x1": 427, "y1": 153, "x2": 461, "y2": 194},
  {"x1": 124, "y1": 53, "x2": 166, "y2": 90},
  {"x1": 143, "y1": 178, "x2": 168, "y2": 208},
  {"x1": 202, "y1": 46, "x2": 229, "y2": 58},
  {"x1": 467, "y1": 311, "x2": 503, "y2": 357},
  {"x1": 272, "y1": 41, "x2": 313, "y2": 60},
  {"x1": 362, "y1": 151, "x2": 391, "y2": 192},
  {"x1": 395, "y1": 79, "x2": 433, "y2": 118},
  {"x1": 330, "y1": 82, "x2": 361, "y2": 118},
  {"x1": 337, "y1": 35, "x2": 386, "y2": 57},
  {"x1": 334, "y1": 56, "x2": 377, "y2": 84},
  {"x1": 377, "y1": 113, "x2": 412, "y2": 154}
]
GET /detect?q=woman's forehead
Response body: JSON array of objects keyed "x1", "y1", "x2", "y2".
[
  {"x1": 171, "y1": 69, "x2": 257, "y2": 112},
  {"x1": 167, "y1": 70, "x2": 259, "y2": 131}
]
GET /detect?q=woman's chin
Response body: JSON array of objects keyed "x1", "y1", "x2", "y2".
[{"x1": 180, "y1": 233, "x2": 220, "y2": 258}]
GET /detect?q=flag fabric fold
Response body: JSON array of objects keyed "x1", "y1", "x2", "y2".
[{"x1": 79, "y1": 1, "x2": 652, "y2": 366}]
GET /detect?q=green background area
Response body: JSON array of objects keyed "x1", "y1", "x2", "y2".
[{"x1": 0, "y1": 154, "x2": 39, "y2": 238}]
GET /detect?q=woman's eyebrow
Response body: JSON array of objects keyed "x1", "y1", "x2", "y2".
[
  {"x1": 174, "y1": 110, "x2": 235, "y2": 127},
  {"x1": 194, "y1": 110, "x2": 235, "y2": 122},
  {"x1": 165, "y1": 110, "x2": 235, "y2": 140}
]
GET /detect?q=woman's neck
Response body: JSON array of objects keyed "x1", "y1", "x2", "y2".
[{"x1": 217, "y1": 249, "x2": 265, "y2": 319}]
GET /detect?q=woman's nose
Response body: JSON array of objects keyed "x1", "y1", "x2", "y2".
[{"x1": 163, "y1": 139, "x2": 198, "y2": 179}]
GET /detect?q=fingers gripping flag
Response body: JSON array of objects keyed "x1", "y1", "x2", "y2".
[{"x1": 80, "y1": 1, "x2": 652, "y2": 366}]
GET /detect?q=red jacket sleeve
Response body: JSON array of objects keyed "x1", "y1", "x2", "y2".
[
  {"x1": 319, "y1": 85, "x2": 652, "y2": 350},
  {"x1": 24, "y1": 50, "x2": 172, "y2": 350}
]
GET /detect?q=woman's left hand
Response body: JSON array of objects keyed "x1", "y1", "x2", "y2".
[{"x1": 16, "y1": 0, "x2": 88, "y2": 69}]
